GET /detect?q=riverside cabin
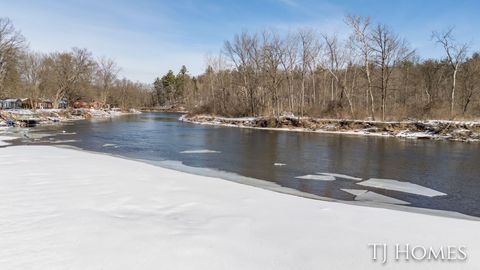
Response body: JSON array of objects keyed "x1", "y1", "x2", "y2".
[
  {"x1": 0, "y1": 99, "x2": 23, "y2": 110},
  {"x1": 36, "y1": 99, "x2": 54, "y2": 109}
]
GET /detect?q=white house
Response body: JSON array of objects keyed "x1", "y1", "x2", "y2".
[{"x1": 0, "y1": 99, "x2": 23, "y2": 110}]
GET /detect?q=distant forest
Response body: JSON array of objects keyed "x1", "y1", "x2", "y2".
[
  {"x1": 155, "y1": 15, "x2": 479, "y2": 120},
  {"x1": 2, "y1": 15, "x2": 479, "y2": 120}
]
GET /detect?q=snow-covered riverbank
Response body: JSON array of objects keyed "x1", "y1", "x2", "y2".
[
  {"x1": 181, "y1": 114, "x2": 480, "y2": 142},
  {"x1": 0, "y1": 108, "x2": 141, "y2": 127},
  {"x1": 0, "y1": 144, "x2": 479, "y2": 269}
]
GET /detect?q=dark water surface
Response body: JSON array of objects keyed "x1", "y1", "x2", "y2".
[{"x1": 16, "y1": 112, "x2": 480, "y2": 217}]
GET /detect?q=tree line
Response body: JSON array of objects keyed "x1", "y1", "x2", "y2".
[
  {"x1": 0, "y1": 18, "x2": 153, "y2": 109},
  {"x1": 156, "y1": 15, "x2": 479, "y2": 120}
]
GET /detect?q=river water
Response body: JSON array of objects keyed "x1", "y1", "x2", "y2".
[{"x1": 13, "y1": 112, "x2": 480, "y2": 217}]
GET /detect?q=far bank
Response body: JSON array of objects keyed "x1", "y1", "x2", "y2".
[{"x1": 181, "y1": 114, "x2": 480, "y2": 142}]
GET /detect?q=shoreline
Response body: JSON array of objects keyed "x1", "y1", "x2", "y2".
[
  {"x1": 0, "y1": 108, "x2": 141, "y2": 128},
  {"x1": 181, "y1": 114, "x2": 480, "y2": 142},
  {"x1": 0, "y1": 144, "x2": 479, "y2": 269},
  {"x1": 1, "y1": 134, "x2": 477, "y2": 221},
  {"x1": 3, "y1": 132, "x2": 476, "y2": 221},
  {"x1": 56, "y1": 144, "x2": 480, "y2": 222}
]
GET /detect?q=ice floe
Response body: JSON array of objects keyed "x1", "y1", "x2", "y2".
[
  {"x1": 180, "y1": 149, "x2": 220, "y2": 154},
  {"x1": 58, "y1": 131, "x2": 77, "y2": 135},
  {"x1": 295, "y1": 172, "x2": 361, "y2": 181},
  {"x1": 295, "y1": 174, "x2": 336, "y2": 181},
  {"x1": 357, "y1": 178, "x2": 447, "y2": 197},
  {"x1": 102, "y1": 143, "x2": 117, "y2": 147},
  {"x1": 317, "y1": 172, "x2": 362, "y2": 181},
  {"x1": 48, "y1": 140, "x2": 79, "y2": 144},
  {"x1": 341, "y1": 189, "x2": 410, "y2": 205}
]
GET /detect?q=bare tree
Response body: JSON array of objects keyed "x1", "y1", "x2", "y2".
[
  {"x1": 460, "y1": 53, "x2": 480, "y2": 114},
  {"x1": 298, "y1": 29, "x2": 318, "y2": 116},
  {"x1": 44, "y1": 48, "x2": 96, "y2": 108},
  {"x1": 20, "y1": 52, "x2": 44, "y2": 110},
  {"x1": 419, "y1": 59, "x2": 444, "y2": 105},
  {"x1": 346, "y1": 15, "x2": 375, "y2": 119},
  {"x1": 205, "y1": 53, "x2": 228, "y2": 113},
  {"x1": 97, "y1": 57, "x2": 120, "y2": 107},
  {"x1": 279, "y1": 33, "x2": 298, "y2": 113},
  {"x1": 224, "y1": 31, "x2": 260, "y2": 115},
  {"x1": 432, "y1": 28, "x2": 468, "y2": 117},
  {"x1": 261, "y1": 30, "x2": 284, "y2": 115},
  {"x1": 0, "y1": 17, "x2": 25, "y2": 96},
  {"x1": 371, "y1": 23, "x2": 413, "y2": 120},
  {"x1": 322, "y1": 34, "x2": 354, "y2": 117}
]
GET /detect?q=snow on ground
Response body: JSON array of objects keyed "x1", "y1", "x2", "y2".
[
  {"x1": 2, "y1": 109, "x2": 35, "y2": 115},
  {"x1": 396, "y1": 131, "x2": 436, "y2": 139},
  {"x1": 358, "y1": 178, "x2": 447, "y2": 197},
  {"x1": 182, "y1": 115, "x2": 480, "y2": 142},
  {"x1": 341, "y1": 189, "x2": 410, "y2": 205},
  {"x1": 180, "y1": 149, "x2": 221, "y2": 154},
  {"x1": 0, "y1": 145, "x2": 479, "y2": 269}
]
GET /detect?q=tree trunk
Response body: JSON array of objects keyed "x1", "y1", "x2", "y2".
[
  {"x1": 451, "y1": 68, "x2": 457, "y2": 117},
  {"x1": 312, "y1": 72, "x2": 316, "y2": 105},
  {"x1": 301, "y1": 75, "x2": 305, "y2": 116},
  {"x1": 366, "y1": 69, "x2": 375, "y2": 120}
]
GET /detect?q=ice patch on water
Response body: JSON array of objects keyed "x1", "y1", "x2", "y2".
[
  {"x1": 341, "y1": 189, "x2": 410, "y2": 205},
  {"x1": 295, "y1": 174, "x2": 336, "y2": 181},
  {"x1": 180, "y1": 149, "x2": 220, "y2": 154},
  {"x1": 58, "y1": 132, "x2": 77, "y2": 135},
  {"x1": 103, "y1": 143, "x2": 117, "y2": 147},
  {"x1": 357, "y1": 178, "x2": 447, "y2": 197},
  {"x1": 48, "y1": 140, "x2": 79, "y2": 144},
  {"x1": 274, "y1": 163, "x2": 286, "y2": 166},
  {"x1": 317, "y1": 172, "x2": 362, "y2": 181}
]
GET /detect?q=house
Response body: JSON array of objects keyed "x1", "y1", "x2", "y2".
[
  {"x1": 21, "y1": 98, "x2": 33, "y2": 109},
  {"x1": 0, "y1": 99, "x2": 23, "y2": 110},
  {"x1": 58, "y1": 99, "x2": 68, "y2": 109},
  {"x1": 37, "y1": 99, "x2": 53, "y2": 109}
]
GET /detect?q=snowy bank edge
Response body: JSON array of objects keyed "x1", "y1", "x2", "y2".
[
  {"x1": 180, "y1": 114, "x2": 480, "y2": 142},
  {"x1": 34, "y1": 144, "x2": 480, "y2": 221}
]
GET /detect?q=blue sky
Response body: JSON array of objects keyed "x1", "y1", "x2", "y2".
[{"x1": 1, "y1": 0, "x2": 479, "y2": 83}]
